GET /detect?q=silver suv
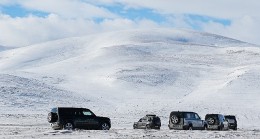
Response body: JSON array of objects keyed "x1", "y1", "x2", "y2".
[
  {"x1": 168, "y1": 111, "x2": 207, "y2": 130},
  {"x1": 205, "y1": 114, "x2": 229, "y2": 130}
]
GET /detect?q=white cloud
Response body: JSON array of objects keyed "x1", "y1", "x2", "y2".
[
  {"x1": 101, "y1": 0, "x2": 260, "y2": 45},
  {"x1": 0, "y1": 0, "x2": 260, "y2": 46},
  {"x1": 0, "y1": 13, "x2": 160, "y2": 47},
  {"x1": 16, "y1": 0, "x2": 118, "y2": 19},
  {"x1": 97, "y1": 0, "x2": 260, "y2": 19},
  {"x1": 202, "y1": 16, "x2": 260, "y2": 45},
  {"x1": 0, "y1": 14, "x2": 98, "y2": 47}
]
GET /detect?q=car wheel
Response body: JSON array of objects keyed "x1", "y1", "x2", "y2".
[
  {"x1": 170, "y1": 115, "x2": 179, "y2": 124},
  {"x1": 207, "y1": 117, "x2": 215, "y2": 125},
  {"x1": 47, "y1": 112, "x2": 57, "y2": 123},
  {"x1": 234, "y1": 127, "x2": 237, "y2": 130},
  {"x1": 101, "y1": 122, "x2": 110, "y2": 130},
  {"x1": 64, "y1": 122, "x2": 74, "y2": 130},
  {"x1": 146, "y1": 124, "x2": 151, "y2": 129}
]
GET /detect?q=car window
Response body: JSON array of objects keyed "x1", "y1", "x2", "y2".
[
  {"x1": 218, "y1": 115, "x2": 225, "y2": 121},
  {"x1": 225, "y1": 116, "x2": 236, "y2": 120},
  {"x1": 59, "y1": 108, "x2": 74, "y2": 116},
  {"x1": 142, "y1": 117, "x2": 148, "y2": 122},
  {"x1": 82, "y1": 110, "x2": 93, "y2": 116},
  {"x1": 74, "y1": 109, "x2": 83, "y2": 116},
  {"x1": 185, "y1": 113, "x2": 195, "y2": 119},
  {"x1": 195, "y1": 113, "x2": 200, "y2": 120}
]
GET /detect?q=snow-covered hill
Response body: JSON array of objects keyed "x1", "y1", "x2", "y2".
[{"x1": 0, "y1": 28, "x2": 260, "y2": 138}]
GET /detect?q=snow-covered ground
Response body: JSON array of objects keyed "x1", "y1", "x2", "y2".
[{"x1": 0, "y1": 28, "x2": 260, "y2": 138}]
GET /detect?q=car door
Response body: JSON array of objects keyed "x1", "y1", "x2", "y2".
[
  {"x1": 73, "y1": 109, "x2": 85, "y2": 128},
  {"x1": 194, "y1": 113, "x2": 204, "y2": 129},
  {"x1": 136, "y1": 118, "x2": 143, "y2": 128},
  {"x1": 81, "y1": 109, "x2": 99, "y2": 129},
  {"x1": 138, "y1": 117, "x2": 148, "y2": 129}
]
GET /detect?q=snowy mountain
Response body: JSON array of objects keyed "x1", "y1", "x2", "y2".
[{"x1": 1, "y1": 28, "x2": 260, "y2": 137}]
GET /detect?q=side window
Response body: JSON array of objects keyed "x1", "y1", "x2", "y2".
[
  {"x1": 221, "y1": 115, "x2": 225, "y2": 121},
  {"x1": 74, "y1": 110, "x2": 83, "y2": 116},
  {"x1": 82, "y1": 110, "x2": 93, "y2": 116},
  {"x1": 195, "y1": 114, "x2": 200, "y2": 120},
  {"x1": 185, "y1": 113, "x2": 195, "y2": 119},
  {"x1": 142, "y1": 117, "x2": 148, "y2": 122}
]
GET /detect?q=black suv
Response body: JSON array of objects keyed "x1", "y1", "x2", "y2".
[
  {"x1": 168, "y1": 111, "x2": 207, "y2": 130},
  {"x1": 47, "y1": 107, "x2": 111, "y2": 130},
  {"x1": 133, "y1": 114, "x2": 161, "y2": 129},
  {"x1": 225, "y1": 115, "x2": 237, "y2": 130}
]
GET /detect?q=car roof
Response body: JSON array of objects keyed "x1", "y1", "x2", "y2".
[
  {"x1": 206, "y1": 114, "x2": 224, "y2": 116},
  {"x1": 225, "y1": 115, "x2": 236, "y2": 118},
  {"x1": 146, "y1": 114, "x2": 156, "y2": 117},
  {"x1": 56, "y1": 107, "x2": 89, "y2": 110},
  {"x1": 225, "y1": 115, "x2": 236, "y2": 117},
  {"x1": 170, "y1": 111, "x2": 196, "y2": 113}
]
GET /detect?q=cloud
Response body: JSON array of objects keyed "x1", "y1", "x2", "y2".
[
  {"x1": 19, "y1": 0, "x2": 118, "y2": 19},
  {"x1": 202, "y1": 16, "x2": 260, "y2": 44},
  {"x1": 96, "y1": 0, "x2": 260, "y2": 18},
  {"x1": 0, "y1": 0, "x2": 260, "y2": 47},
  {"x1": 0, "y1": 13, "x2": 160, "y2": 47},
  {"x1": 0, "y1": 14, "x2": 97, "y2": 47},
  {"x1": 0, "y1": 0, "x2": 117, "y2": 19},
  {"x1": 104, "y1": 0, "x2": 260, "y2": 45}
]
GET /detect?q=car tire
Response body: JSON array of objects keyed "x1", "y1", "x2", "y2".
[
  {"x1": 146, "y1": 124, "x2": 151, "y2": 129},
  {"x1": 170, "y1": 115, "x2": 179, "y2": 124},
  {"x1": 133, "y1": 124, "x2": 137, "y2": 129},
  {"x1": 188, "y1": 125, "x2": 193, "y2": 130},
  {"x1": 207, "y1": 117, "x2": 215, "y2": 125},
  {"x1": 64, "y1": 122, "x2": 74, "y2": 130},
  {"x1": 100, "y1": 122, "x2": 110, "y2": 130},
  {"x1": 47, "y1": 112, "x2": 57, "y2": 123}
]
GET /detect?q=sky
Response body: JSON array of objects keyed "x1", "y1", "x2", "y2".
[{"x1": 0, "y1": 0, "x2": 260, "y2": 47}]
